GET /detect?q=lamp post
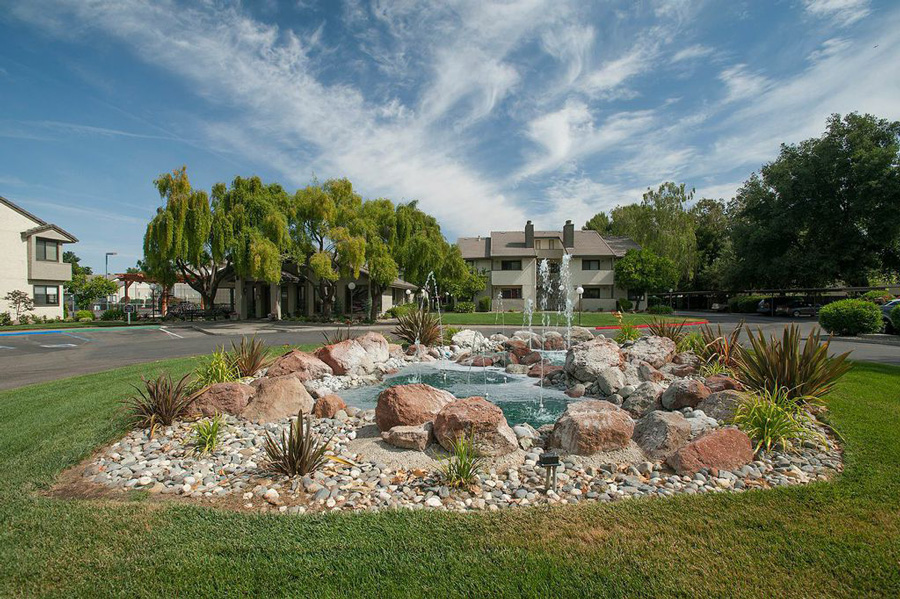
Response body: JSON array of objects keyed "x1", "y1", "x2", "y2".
[
  {"x1": 576, "y1": 286, "x2": 584, "y2": 326},
  {"x1": 405, "y1": 288, "x2": 412, "y2": 306},
  {"x1": 105, "y1": 252, "x2": 117, "y2": 310},
  {"x1": 347, "y1": 281, "x2": 356, "y2": 321}
]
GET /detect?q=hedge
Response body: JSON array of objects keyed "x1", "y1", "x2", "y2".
[
  {"x1": 646, "y1": 305, "x2": 674, "y2": 315},
  {"x1": 818, "y1": 299, "x2": 882, "y2": 336},
  {"x1": 477, "y1": 296, "x2": 492, "y2": 312},
  {"x1": 454, "y1": 301, "x2": 475, "y2": 313}
]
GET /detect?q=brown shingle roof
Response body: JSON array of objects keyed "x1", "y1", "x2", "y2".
[
  {"x1": 457, "y1": 236, "x2": 491, "y2": 260},
  {"x1": 603, "y1": 235, "x2": 641, "y2": 257},
  {"x1": 458, "y1": 227, "x2": 638, "y2": 258}
]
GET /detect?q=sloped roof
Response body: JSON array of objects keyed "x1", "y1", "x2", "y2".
[
  {"x1": 603, "y1": 235, "x2": 641, "y2": 257},
  {"x1": 457, "y1": 228, "x2": 633, "y2": 258},
  {"x1": 20, "y1": 223, "x2": 79, "y2": 243},
  {"x1": 2, "y1": 196, "x2": 79, "y2": 242},
  {"x1": 457, "y1": 236, "x2": 491, "y2": 260}
]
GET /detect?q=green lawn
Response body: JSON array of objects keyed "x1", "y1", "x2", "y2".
[
  {"x1": 1, "y1": 356, "x2": 898, "y2": 597},
  {"x1": 0, "y1": 321, "x2": 159, "y2": 332},
  {"x1": 438, "y1": 311, "x2": 693, "y2": 327}
]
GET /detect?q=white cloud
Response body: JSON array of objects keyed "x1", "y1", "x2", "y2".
[
  {"x1": 807, "y1": 37, "x2": 851, "y2": 62},
  {"x1": 804, "y1": 0, "x2": 871, "y2": 27},
  {"x1": 718, "y1": 64, "x2": 772, "y2": 103},
  {"x1": 540, "y1": 24, "x2": 595, "y2": 86},
  {"x1": 671, "y1": 44, "x2": 714, "y2": 63}
]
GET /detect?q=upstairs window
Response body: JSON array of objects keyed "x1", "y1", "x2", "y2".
[
  {"x1": 500, "y1": 260, "x2": 522, "y2": 271},
  {"x1": 36, "y1": 238, "x2": 59, "y2": 262},
  {"x1": 582, "y1": 259, "x2": 601, "y2": 270},
  {"x1": 33, "y1": 285, "x2": 59, "y2": 306},
  {"x1": 582, "y1": 286, "x2": 612, "y2": 299},
  {"x1": 501, "y1": 287, "x2": 522, "y2": 299}
]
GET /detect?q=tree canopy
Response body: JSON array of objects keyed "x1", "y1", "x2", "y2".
[{"x1": 613, "y1": 249, "x2": 678, "y2": 310}]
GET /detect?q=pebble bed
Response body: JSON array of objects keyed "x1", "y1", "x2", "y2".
[{"x1": 83, "y1": 409, "x2": 843, "y2": 514}]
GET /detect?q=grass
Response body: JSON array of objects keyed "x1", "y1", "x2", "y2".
[
  {"x1": 0, "y1": 321, "x2": 160, "y2": 332},
  {"x1": 437, "y1": 311, "x2": 690, "y2": 328},
  {"x1": 0, "y1": 357, "x2": 899, "y2": 597}
]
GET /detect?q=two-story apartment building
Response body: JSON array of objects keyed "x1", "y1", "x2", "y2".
[
  {"x1": 457, "y1": 220, "x2": 640, "y2": 312},
  {"x1": 0, "y1": 197, "x2": 78, "y2": 319}
]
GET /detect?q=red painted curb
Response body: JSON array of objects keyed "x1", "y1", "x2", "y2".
[{"x1": 594, "y1": 320, "x2": 709, "y2": 330}]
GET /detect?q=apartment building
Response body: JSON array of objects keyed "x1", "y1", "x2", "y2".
[
  {"x1": 0, "y1": 196, "x2": 77, "y2": 319},
  {"x1": 457, "y1": 220, "x2": 640, "y2": 312}
]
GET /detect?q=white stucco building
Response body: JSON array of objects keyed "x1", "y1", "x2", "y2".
[
  {"x1": 0, "y1": 197, "x2": 78, "y2": 319},
  {"x1": 457, "y1": 220, "x2": 640, "y2": 312}
]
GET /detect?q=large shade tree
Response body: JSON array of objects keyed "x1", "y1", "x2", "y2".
[{"x1": 613, "y1": 248, "x2": 678, "y2": 310}]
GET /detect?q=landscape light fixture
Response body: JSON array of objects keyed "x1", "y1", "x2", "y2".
[
  {"x1": 347, "y1": 282, "x2": 356, "y2": 320},
  {"x1": 538, "y1": 451, "x2": 561, "y2": 492},
  {"x1": 576, "y1": 286, "x2": 584, "y2": 326}
]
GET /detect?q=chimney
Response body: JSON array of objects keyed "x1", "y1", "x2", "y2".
[
  {"x1": 563, "y1": 220, "x2": 574, "y2": 248},
  {"x1": 525, "y1": 220, "x2": 534, "y2": 248}
]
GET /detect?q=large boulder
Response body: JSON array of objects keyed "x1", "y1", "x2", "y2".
[
  {"x1": 315, "y1": 339, "x2": 374, "y2": 376},
  {"x1": 191, "y1": 382, "x2": 254, "y2": 417},
  {"x1": 564, "y1": 337, "x2": 624, "y2": 383},
  {"x1": 622, "y1": 381, "x2": 664, "y2": 417},
  {"x1": 433, "y1": 397, "x2": 518, "y2": 456},
  {"x1": 381, "y1": 422, "x2": 433, "y2": 451},
  {"x1": 704, "y1": 374, "x2": 745, "y2": 393},
  {"x1": 549, "y1": 400, "x2": 635, "y2": 455},
  {"x1": 697, "y1": 390, "x2": 745, "y2": 422},
  {"x1": 667, "y1": 428, "x2": 754, "y2": 475},
  {"x1": 266, "y1": 350, "x2": 333, "y2": 381},
  {"x1": 312, "y1": 394, "x2": 347, "y2": 419},
  {"x1": 519, "y1": 351, "x2": 544, "y2": 366},
  {"x1": 528, "y1": 363, "x2": 562, "y2": 378},
  {"x1": 660, "y1": 379, "x2": 711, "y2": 410},
  {"x1": 542, "y1": 331, "x2": 566, "y2": 350},
  {"x1": 469, "y1": 356, "x2": 493, "y2": 367},
  {"x1": 624, "y1": 336, "x2": 676, "y2": 368},
  {"x1": 637, "y1": 361, "x2": 666, "y2": 383},
  {"x1": 594, "y1": 366, "x2": 626, "y2": 395},
  {"x1": 452, "y1": 329, "x2": 487, "y2": 351},
  {"x1": 505, "y1": 363, "x2": 529, "y2": 375},
  {"x1": 512, "y1": 330, "x2": 543, "y2": 347},
  {"x1": 355, "y1": 332, "x2": 390, "y2": 364},
  {"x1": 375, "y1": 384, "x2": 456, "y2": 432},
  {"x1": 633, "y1": 410, "x2": 692, "y2": 460},
  {"x1": 569, "y1": 326, "x2": 595, "y2": 344},
  {"x1": 243, "y1": 375, "x2": 314, "y2": 423}
]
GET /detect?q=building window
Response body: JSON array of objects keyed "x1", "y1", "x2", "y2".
[
  {"x1": 582, "y1": 286, "x2": 612, "y2": 299},
  {"x1": 500, "y1": 260, "x2": 522, "y2": 271},
  {"x1": 36, "y1": 238, "x2": 59, "y2": 262},
  {"x1": 34, "y1": 285, "x2": 59, "y2": 306},
  {"x1": 501, "y1": 287, "x2": 522, "y2": 299},
  {"x1": 582, "y1": 259, "x2": 601, "y2": 270}
]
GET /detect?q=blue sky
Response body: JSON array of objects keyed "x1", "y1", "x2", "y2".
[{"x1": 1, "y1": 0, "x2": 898, "y2": 272}]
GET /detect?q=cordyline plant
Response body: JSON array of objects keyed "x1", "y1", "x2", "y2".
[
  {"x1": 391, "y1": 305, "x2": 442, "y2": 346},
  {"x1": 263, "y1": 410, "x2": 351, "y2": 476},
  {"x1": 735, "y1": 325, "x2": 852, "y2": 404},
  {"x1": 696, "y1": 321, "x2": 744, "y2": 368},
  {"x1": 230, "y1": 336, "x2": 271, "y2": 377},
  {"x1": 123, "y1": 373, "x2": 195, "y2": 434}
]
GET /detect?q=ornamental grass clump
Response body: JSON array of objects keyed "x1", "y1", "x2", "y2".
[
  {"x1": 190, "y1": 414, "x2": 225, "y2": 454},
  {"x1": 263, "y1": 410, "x2": 350, "y2": 476},
  {"x1": 735, "y1": 325, "x2": 852, "y2": 404},
  {"x1": 123, "y1": 373, "x2": 194, "y2": 432},
  {"x1": 732, "y1": 386, "x2": 827, "y2": 454},
  {"x1": 392, "y1": 306, "x2": 442, "y2": 346},
  {"x1": 230, "y1": 336, "x2": 271, "y2": 377},
  {"x1": 646, "y1": 318, "x2": 687, "y2": 346},
  {"x1": 439, "y1": 430, "x2": 485, "y2": 488},
  {"x1": 192, "y1": 347, "x2": 240, "y2": 390}
]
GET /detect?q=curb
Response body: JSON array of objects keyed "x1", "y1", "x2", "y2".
[{"x1": 594, "y1": 320, "x2": 709, "y2": 331}]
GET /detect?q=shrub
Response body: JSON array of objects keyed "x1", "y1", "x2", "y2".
[
  {"x1": 861, "y1": 289, "x2": 892, "y2": 304},
  {"x1": 728, "y1": 295, "x2": 767, "y2": 313},
  {"x1": 615, "y1": 324, "x2": 641, "y2": 343},
  {"x1": 439, "y1": 430, "x2": 486, "y2": 488},
  {"x1": 263, "y1": 410, "x2": 349, "y2": 476},
  {"x1": 123, "y1": 373, "x2": 194, "y2": 431},
  {"x1": 0, "y1": 312, "x2": 11, "y2": 326},
  {"x1": 392, "y1": 306, "x2": 442, "y2": 346},
  {"x1": 677, "y1": 331, "x2": 704, "y2": 354},
  {"x1": 387, "y1": 303, "x2": 415, "y2": 318},
  {"x1": 443, "y1": 326, "x2": 461, "y2": 345},
  {"x1": 891, "y1": 305, "x2": 900, "y2": 332},
  {"x1": 193, "y1": 348, "x2": 240, "y2": 389},
  {"x1": 75, "y1": 309, "x2": 94, "y2": 321},
  {"x1": 736, "y1": 325, "x2": 852, "y2": 403},
  {"x1": 646, "y1": 318, "x2": 686, "y2": 345},
  {"x1": 230, "y1": 336, "x2": 271, "y2": 377},
  {"x1": 617, "y1": 298, "x2": 633, "y2": 312},
  {"x1": 454, "y1": 301, "x2": 475, "y2": 313},
  {"x1": 190, "y1": 414, "x2": 225, "y2": 454},
  {"x1": 646, "y1": 304, "x2": 674, "y2": 315},
  {"x1": 818, "y1": 299, "x2": 882, "y2": 336},
  {"x1": 732, "y1": 386, "x2": 827, "y2": 454},
  {"x1": 477, "y1": 296, "x2": 492, "y2": 312},
  {"x1": 100, "y1": 308, "x2": 125, "y2": 321},
  {"x1": 696, "y1": 322, "x2": 744, "y2": 368}
]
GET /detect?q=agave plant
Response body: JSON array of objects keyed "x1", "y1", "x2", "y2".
[
  {"x1": 697, "y1": 321, "x2": 744, "y2": 368},
  {"x1": 439, "y1": 430, "x2": 486, "y2": 488},
  {"x1": 229, "y1": 336, "x2": 271, "y2": 377},
  {"x1": 263, "y1": 410, "x2": 351, "y2": 476},
  {"x1": 735, "y1": 325, "x2": 852, "y2": 403},
  {"x1": 123, "y1": 373, "x2": 195, "y2": 432},
  {"x1": 646, "y1": 318, "x2": 687, "y2": 345},
  {"x1": 732, "y1": 385, "x2": 828, "y2": 453},
  {"x1": 391, "y1": 306, "x2": 442, "y2": 346}
]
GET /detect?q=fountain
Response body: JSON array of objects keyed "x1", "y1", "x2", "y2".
[{"x1": 559, "y1": 253, "x2": 575, "y2": 348}]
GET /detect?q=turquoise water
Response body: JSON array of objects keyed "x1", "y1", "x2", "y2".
[{"x1": 339, "y1": 360, "x2": 571, "y2": 427}]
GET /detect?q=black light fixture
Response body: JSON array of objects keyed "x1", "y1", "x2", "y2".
[{"x1": 538, "y1": 450, "x2": 560, "y2": 492}]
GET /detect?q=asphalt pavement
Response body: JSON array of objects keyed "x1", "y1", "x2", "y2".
[{"x1": 0, "y1": 312, "x2": 897, "y2": 391}]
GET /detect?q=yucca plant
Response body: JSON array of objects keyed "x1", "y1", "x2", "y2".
[
  {"x1": 391, "y1": 306, "x2": 442, "y2": 346},
  {"x1": 123, "y1": 373, "x2": 194, "y2": 432},
  {"x1": 192, "y1": 347, "x2": 240, "y2": 391},
  {"x1": 229, "y1": 336, "x2": 271, "y2": 377},
  {"x1": 646, "y1": 318, "x2": 687, "y2": 345},
  {"x1": 439, "y1": 430, "x2": 486, "y2": 488},
  {"x1": 323, "y1": 323, "x2": 354, "y2": 345},
  {"x1": 732, "y1": 386, "x2": 827, "y2": 453},
  {"x1": 735, "y1": 325, "x2": 852, "y2": 404},
  {"x1": 190, "y1": 414, "x2": 225, "y2": 454},
  {"x1": 697, "y1": 321, "x2": 744, "y2": 368},
  {"x1": 263, "y1": 410, "x2": 351, "y2": 476}
]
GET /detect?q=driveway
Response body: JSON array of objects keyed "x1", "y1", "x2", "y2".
[{"x1": 0, "y1": 312, "x2": 897, "y2": 391}]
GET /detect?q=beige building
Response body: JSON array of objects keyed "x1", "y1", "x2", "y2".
[
  {"x1": 0, "y1": 197, "x2": 77, "y2": 320},
  {"x1": 457, "y1": 220, "x2": 640, "y2": 312}
]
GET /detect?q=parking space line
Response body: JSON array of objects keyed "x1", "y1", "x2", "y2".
[
  {"x1": 39, "y1": 343, "x2": 79, "y2": 348},
  {"x1": 0, "y1": 345, "x2": 13, "y2": 350},
  {"x1": 159, "y1": 327, "x2": 184, "y2": 339}
]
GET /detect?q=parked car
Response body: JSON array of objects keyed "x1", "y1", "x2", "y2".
[
  {"x1": 756, "y1": 297, "x2": 807, "y2": 315},
  {"x1": 881, "y1": 299, "x2": 900, "y2": 332},
  {"x1": 775, "y1": 299, "x2": 822, "y2": 317}
]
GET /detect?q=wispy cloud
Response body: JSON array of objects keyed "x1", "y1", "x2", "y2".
[
  {"x1": 718, "y1": 64, "x2": 772, "y2": 103},
  {"x1": 671, "y1": 44, "x2": 714, "y2": 63},
  {"x1": 804, "y1": 0, "x2": 871, "y2": 27}
]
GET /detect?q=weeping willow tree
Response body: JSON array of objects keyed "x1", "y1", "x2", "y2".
[
  {"x1": 144, "y1": 167, "x2": 289, "y2": 310},
  {"x1": 360, "y1": 199, "x2": 399, "y2": 320}
]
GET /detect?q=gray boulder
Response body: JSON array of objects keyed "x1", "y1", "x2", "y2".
[
  {"x1": 624, "y1": 335, "x2": 676, "y2": 368},
  {"x1": 633, "y1": 410, "x2": 692, "y2": 460},
  {"x1": 660, "y1": 379, "x2": 712, "y2": 410},
  {"x1": 594, "y1": 366, "x2": 626, "y2": 395},
  {"x1": 697, "y1": 390, "x2": 745, "y2": 422},
  {"x1": 564, "y1": 337, "x2": 624, "y2": 383},
  {"x1": 622, "y1": 381, "x2": 664, "y2": 417},
  {"x1": 381, "y1": 422, "x2": 433, "y2": 451}
]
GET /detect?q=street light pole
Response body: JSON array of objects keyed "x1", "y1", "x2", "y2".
[
  {"x1": 576, "y1": 286, "x2": 584, "y2": 326},
  {"x1": 105, "y1": 252, "x2": 117, "y2": 310}
]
